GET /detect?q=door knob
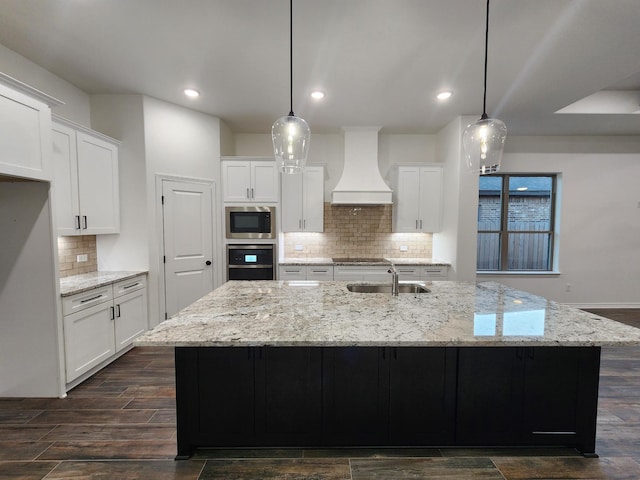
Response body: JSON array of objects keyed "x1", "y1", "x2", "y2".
[{"x1": 206, "y1": 260, "x2": 212, "y2": 266}]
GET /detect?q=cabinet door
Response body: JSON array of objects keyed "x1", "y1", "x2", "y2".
[
  {"x1": 52, "y1": 123, "x2": 81, "y2": 235},
  {"x1": 64, "y1": 301, "x2": 116, "y2": 382},
  {"x1": 222, "y1": 161, "x2": 251, "y2": 202},
  {"x1": 251, "y1": 161, "x2": 279, "y2": 202},
  {"x1": 0, "y1": 83, "x2": 52, "y2": 181},
  {"x1": 302, "y1": 166, "x2": 324, "y2": 232},
  {"x1": 456, "y1": 347, "x2": 521, "y2": 445},
  {"x1": 389, "y1": 348, "x2": 456, "y2": 445},
  {"x1": 395, "y1": 266, "x2": 421, "y2": 281},
  {"x1": 197, "y1": 347, "x2": 256, "y2": 446},
  {"x1": 256, "y1": 347, "x2": 322, "y2": 445},
  {"x1": 418, "y1": 167, "x2": 442, "y2": 232},
  {"x1": 393, "y1": 166, "x2": 421, "y2": 232},
  {"x1": 114, "y1": 288, "x2": 148, "y2": 352},
  {"x1": 76, "y1": 131, "x2": 119, "y2": 234},
  {"x1": 280, "y1": 172, "x2": 303, "y2": 232},
  {"x1": 322, "y1": 347, "x2": 389, "y2": 445}
]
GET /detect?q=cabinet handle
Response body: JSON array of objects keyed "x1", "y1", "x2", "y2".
[
  {"x1": 122, "y1": 282, "x2": 140, "y2": 290},
  {"x1": 419, "y1": 219, "x2": 423, "y2": 230},
  {"x1": 81, "y1": 294, "x2": 103, "y2": 304},
  {"x1": 415, "y1": 220, "x2": 419, "y2": 230},
  {"x1": 75, "y1": 215, "x2": 81, "y2": 230},
  {"x1": 303, "y1": 219, "x2": 306, "y2": 229},
  {"x1": 251, "y1": 188, "x2": 254, "y2": 199},
  {"x1": 110, "y1": 306, "x2": 115, "y2": 320},
  {"x1": 246, "y1": 188, "x2": 250, "y2": 199},
  {"x1": 116, "y1": 304, "x2": 121, "y2": 318},
  {"x1": 393, "y1": 347, "x2": 398, "y2": 360},
  {"x1": 298, "y1": 219, "x2": 302, "y2": 229},
  {"x1": 83, "y1": 216, "x2": 88, "y2": 229}
]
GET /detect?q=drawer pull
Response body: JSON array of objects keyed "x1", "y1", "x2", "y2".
[
  {"x1": 122, "y1": 282, "x2": 140, "y2": 290},
  {"x1": 80, "y1": 294, "x2": 103, "y2": 304}
]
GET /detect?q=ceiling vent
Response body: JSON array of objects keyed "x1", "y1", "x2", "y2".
[{"x1": 331, "y1": 127, "x2": 392, "y2": 205}]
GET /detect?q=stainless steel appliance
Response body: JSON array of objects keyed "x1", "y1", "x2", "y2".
[
  {"x1": 225, "y1": 206, "x2": 275, "y2": 239},
  {"x1": 227, "y1": 244, "x2": 275, "y2": 280}
]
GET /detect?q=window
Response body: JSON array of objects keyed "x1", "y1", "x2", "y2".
[{"x1": 477, "y1": 175, "x2": 556, "y2": 271}]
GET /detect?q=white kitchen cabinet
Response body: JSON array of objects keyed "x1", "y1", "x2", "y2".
[
  {"x1": 333, "y1": 266, "x2": 391, "y2": 282},
  {"x1": 421, "y1": 265, "x2": 448, "y2": 279},
  {"x1": 279, "y1": 265, "x2": 334, "y2": 281},
  {"x1": 62, "y1": 274, "x2": 147, "y2": 384},
  {"x1": 392, "y1": 165, "x2": 443, "y2": 233},
  {"x1": 0, "y1": 74, "x2": 56, "y2": 181},
  {"x1": 222, "y1": 158, "x2": 279, "y2": 203},
  {"x1": 53, "y1": 117, "x2": 120, "y2": 235},
  {"x1": 281, "y1": 166, "x2": 324, "y2": 232},
  {"x1": 394, "y1": 266, "x2": 422, "y2": 281}
]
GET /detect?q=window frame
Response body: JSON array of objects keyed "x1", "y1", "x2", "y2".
[{"x1": 477, "y1": 174, "x2": 557, "y2": 273}]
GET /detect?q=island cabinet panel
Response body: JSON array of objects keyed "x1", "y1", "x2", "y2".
[
  {"x1": 456, "y1": 347, "x2": 601, "y2": 455},
  {"x1": 322, "y1": 347, "x2": 389, "y2": 445},
  {"x1": 388, "y1": 347, "x2": 457, "y2": 445}
]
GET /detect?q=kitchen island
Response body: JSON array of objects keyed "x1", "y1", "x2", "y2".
[{"x1": 135, "y1": 280, "x2": 640, "y2": 459}]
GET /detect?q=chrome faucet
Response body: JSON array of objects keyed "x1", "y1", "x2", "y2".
[{"x1": 388, "y1": 264, "x2": 399, "y2": 296}]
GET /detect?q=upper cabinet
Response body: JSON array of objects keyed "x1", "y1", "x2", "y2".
[
  {"x1": 221, "y1": 158, "x2": 279, "y2": 203},
  {"x1": 53, "y1": 117, "x2": 120, "y2": 236},
  {"x1": 0, "y1": 74, "x2": 60, "y2": 181},
  {"x1": 392, "y1": 165, "x2": 443, "y2": 233},
  {"x1": 281, "y1": 166, "x2": 324, "y2": 232}
]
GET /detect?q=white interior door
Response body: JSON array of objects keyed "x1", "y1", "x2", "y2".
[{"x1": 162, "y1": 180, "x2": 214, "y2": 318}]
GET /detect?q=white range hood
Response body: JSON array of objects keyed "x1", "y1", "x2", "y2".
[{"x1": 331, "y1": 127, "x2": 393, "y2": 205}]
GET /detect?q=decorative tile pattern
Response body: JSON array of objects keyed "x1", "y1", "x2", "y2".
[{"x1": 57, "y1": 235, "x2": 98, "y2": 277}]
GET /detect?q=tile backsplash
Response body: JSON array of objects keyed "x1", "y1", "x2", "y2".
[
  {"x1": 57, "y1": 235, "x2": 98, "y2": 277},
  {"x1": 282, "y1": 203, "x2": 433, "y2": 259}
]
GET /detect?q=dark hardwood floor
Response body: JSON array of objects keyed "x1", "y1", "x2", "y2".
[{"x1": 0, "y1": 309, "x2": 639, "y2": 479}]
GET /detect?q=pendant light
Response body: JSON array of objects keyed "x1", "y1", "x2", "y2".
[
  {"x1": 463, "y1": 0, "x2": 507, "y2": 175},
  {"x1": 272, "y1": 0, "x2": 310, "y2": 174}
]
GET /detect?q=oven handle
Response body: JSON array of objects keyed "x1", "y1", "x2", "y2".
[{"x1": 227, "y1": 264, "x2": 273, "y2": 269}]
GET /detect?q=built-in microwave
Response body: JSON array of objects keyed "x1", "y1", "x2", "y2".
[{"x1": 225, "y1": 206, "x2": 275, "y2": 239}]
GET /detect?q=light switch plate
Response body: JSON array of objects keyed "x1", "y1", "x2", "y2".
[
  {"x1": 295, "y1": 245, "x2": 304, "y2": 251},
  {"x1": 76, "y1": 254, "x2": 88, "y2": 262},
  {"x1": 400, "y1": 245, "x2": 408, "y2": 252}
]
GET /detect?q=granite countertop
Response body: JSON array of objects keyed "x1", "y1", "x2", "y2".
[
  {"x1": 60, "y1": 271, "x2": 147, "y2": 297},
  {"x1": 280, "y1": 258, "x2": 450, "y2": 266},
  {"x1": 135, "y1": 280, "x2": 640, "y2": 348}
]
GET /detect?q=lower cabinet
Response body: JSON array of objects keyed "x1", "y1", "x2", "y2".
[
  {"x1": 333, "y1": 266, "x2": 390, "y2": 281},
  {"x1": 175, "y1": 346, "x2": 600, "y2": 458},
  {"x1": 278, "y1": 265, "x2": 334, "y2": 281},
  {"x1": 62, "y1": 275, "x2": 148, "y2": 384}
]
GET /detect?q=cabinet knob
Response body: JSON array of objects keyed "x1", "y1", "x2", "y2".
[{"x1": 206, "y1": 260, "x2": 212, "y2": 266}]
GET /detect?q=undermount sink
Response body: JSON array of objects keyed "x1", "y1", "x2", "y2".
[{"x1": 347, "y1": 284, "x2": 430, "y2": 294}]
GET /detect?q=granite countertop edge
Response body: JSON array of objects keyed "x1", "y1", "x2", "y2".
[{"x1": 60, "y1": 271, "x2": 148, "y2": 297}]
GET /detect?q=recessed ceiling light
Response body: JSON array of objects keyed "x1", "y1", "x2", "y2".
[
  {"x1": 184, "y1": 88, "x2": 200, "y2": 98},
  {"x1": 436, "y1": 91, "x2": 452, "y2": 101},
  {"x1": 310, "y1": 91, "x2": 325, "y2": 100}
]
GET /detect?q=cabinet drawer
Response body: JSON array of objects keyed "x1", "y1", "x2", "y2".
[
  {"x1": 114, "y1": 275, "x2": 147, "y2": 297},
  {"x1": 63, "y1": 285, "x2": 114, "y2": 316},
  {"x1": 279, "y1": 266, "x2": 307, "y2": 281},
  {"x1": 307, "y1": 266, "x2": 334, "y2": 281},
  {"x1": 421, "y1": 266, "x2": 448, "y2": 278},
  {"x1": 395, "y1": 267, "x2": 421, "y2": 281}
]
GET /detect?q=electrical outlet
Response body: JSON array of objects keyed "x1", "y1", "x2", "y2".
[
  {"x1": 76, "y1": 254, "x2": 88, "y2": 262},
  {"x1": 400, "y1": 245, "x2": 408, "y2": 252},
  {"x1": 294, "y1": 245, "x2": 304, "y2": 251}
]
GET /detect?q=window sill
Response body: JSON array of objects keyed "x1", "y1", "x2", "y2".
[{"x1": 477, "y1": 270, "x2": 561, "y2": 276}]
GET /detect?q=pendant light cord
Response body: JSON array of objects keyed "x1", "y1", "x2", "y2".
[
  {"x1": 481, "y1": 0, "x2": 490, "y2": 119},
  {"x1": 288, "y1": 0, "x2": 295, "y2": 116}
]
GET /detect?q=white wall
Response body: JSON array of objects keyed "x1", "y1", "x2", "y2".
[
  {"x1": 90, "y1": 94, "x2": 148, "y2": 274},
  {"x1": 143, "y1": 96, "x2": 224, "y2": 325},
  {"x1": 0, "y1": 181, "x2": 60, "y2": 396},
  {"x1": 478, "y1": 136, "x2": 640, "y2": 307},
  {"x1": 0, "y1": 44, "x2": 91, "y2": 126}
]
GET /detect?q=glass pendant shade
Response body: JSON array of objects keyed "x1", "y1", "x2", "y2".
[
  {"x1": 272, "y1": 114, "x2": 310, "y2": 174},
  {"x1": 463, "y1": 115, "x2": 507, "y2": 175}
]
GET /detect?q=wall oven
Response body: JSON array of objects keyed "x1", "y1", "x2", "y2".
[
  {"x1": 227, "y1": 244, "x2": 275, "y2": 280},
  {"x1": 225, "y1": 206, "x2": 275, "y2": 239}
]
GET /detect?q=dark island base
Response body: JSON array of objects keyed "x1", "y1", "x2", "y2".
[{"x1": 174, "y1": 346, "x2": 601, "y2": 459}]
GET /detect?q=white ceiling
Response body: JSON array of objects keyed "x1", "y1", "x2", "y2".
[{"x1": 1, "y1": 0, "x2": 640, "y2": 135}]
